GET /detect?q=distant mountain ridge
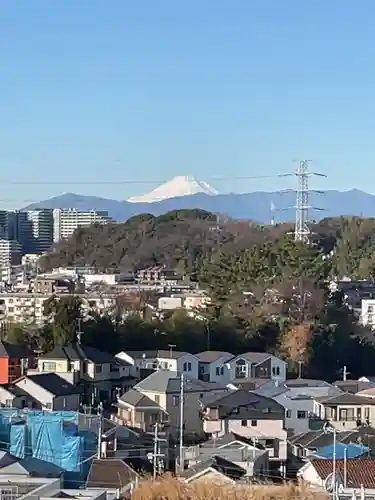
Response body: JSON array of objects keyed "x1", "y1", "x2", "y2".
[{"x1": 23, "y1": 188, "x2": 375, "y2": 223}]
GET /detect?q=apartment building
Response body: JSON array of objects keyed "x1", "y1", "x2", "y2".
[
  {"x1": 0, "y1": 240, "x2": 21, "y2": 267},
  {"x1": 0, "y1": 292, "x2": 118, "y2": 324},
  {"x1": 53, "y1": 209, "x2": 112, "y2": 242}
]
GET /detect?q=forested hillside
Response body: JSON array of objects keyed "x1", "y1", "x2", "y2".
[{"x1": 40, "y1": 209, "x2": 375, "y2": 280}]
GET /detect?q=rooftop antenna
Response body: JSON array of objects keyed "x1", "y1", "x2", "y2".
[{"x1": 280, "y1": 160, "x2": 326, "y2": 244}]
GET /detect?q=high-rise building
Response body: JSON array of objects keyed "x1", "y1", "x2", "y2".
[
  {"x1": 0, "y1": 240, "x2": 21, "y2": 267},
  {"x1": 53, "y1": 208, "x2": 112, "y2": 242},
  {"x1": 8, "y1": 209, "x2": 54, "y2": 255}
]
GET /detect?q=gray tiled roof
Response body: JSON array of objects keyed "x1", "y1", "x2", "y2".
[
  {"x1": 232, "y1": 352, "x2": 271, "y2": 364},
  {"x1": 196, "y1": 351, "x2": 234, "y2": 363},
  {"x1": 135, "y1": 370, "x2": 227, "y2": 394},
  {"x1": 126, "y1": 350, "x2": 190, "y2": 360},
  {"x1": 206, "y1": 389, "x2": 285, "y2": 420},
  {"x1": 40, "y1": 343, "x2": 114, "y2": 364},
  {"x1": 119, "y1": 389, "x2": 162, "y2": 408},
  {"x1": 180, "y1": 455, "x2": 246, "y2": 481},
  {"x1": 25, "y1": 373, "x2": 82, "y2": 396}
]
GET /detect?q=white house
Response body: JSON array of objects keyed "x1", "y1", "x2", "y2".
[
  {"x1": 196, "y1": 351, "x2": 233, "y2": 384},
  {"x1": 126, "y1": 350, "x2": 200, "y2": 379},
  {"x1": 229, "y1": 352, "x2": 287, "y2": 382},
  {"x1": 15, "y1": 373, "x2": 81, "y2": 410}
]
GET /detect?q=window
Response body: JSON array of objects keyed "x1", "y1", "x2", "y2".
[
  {"x1": 339, "y1": 408, "x2": 355, "y2": 421},
  {"x1": 297, "y1": 410, "x2": 307, "y2": 419},
  {"x1": 241, "y1": 420, "x2": 248, "y2": 427},
  {"x1": 216, "y1": 367, "x2": 220, "y2": 376},
  {"x1": 183, "y1": 362, "x2": 192, "y2": 371},
  {"x1": 220, "y1": 367, "x2": 224, "y2": 375},
  {"x1": 286, "y1": 410, "x2": 292, "y2": 418},
  {"x1": 172, "y1": 395, "x2": 179, "y2": 407},
  {"x1": 42, "y1": 362, "x2": 56, "y2": 372},
  {"x1": 95, "y1": 365, "x2": 103, "y2": 374},
  {"x1": 187, "y1": 362, "x2": 192, "y2": 371},
  {"x1": 200, "y1": 393, "x2": 204, "y2": 399},
  {"x1": 155, "y1": 395, "x2": 160, "y2": 405},
  {"x1": 5, "y1": 399, "x2": 12, "y2": 407},
  {"x1": 251, "y1": 420, "x2": 257, "y2": 427},
  {"x1": 183, "y1": 362, "x2": 187, "y2": 371}
]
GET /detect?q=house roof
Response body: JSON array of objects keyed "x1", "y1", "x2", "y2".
[
  {"x1": 1, "y1": 384, "x2": 34, "y2": 399},
  {"x1": 286, "y1": 378, "x2": 333, "y2": 388},
  {"x1": 180, "y1": 455, "x2": 246, "y2": 481},
  {"x1": 39, "y1": 344, "x2": 114, "y2": 364},
  {"x1": 231, "y1": 352, "x2": 272, "y2": 364},
  {"x1": 316, "y1": 442, "x2": 369, "y2": 459},
  {"x1": 205, "y1": 389, "x2": 285, "y2": 420},
  {"x1": 204, "y1": 432, "x2": 259, "y2": 449},
  {"x1": 334, "y1": 380, "x2": 375, "y2": 394},
  {"x1": 118, "y1": 389, "x2": 163, "y2": 409},
  {"x1": 21, "y1": 373, "x2": 82, "y2": 396},
  {"x1": 0, "y1": 341, "x2": 31, "y2": 359},
  {"x1": 228, "y1": 378, "x2": 270, "y2": 391},
  {"x1": 319, "y1": 392, "x2": 375, "y2": 406},
  {"x1": 357, "y1": 388, "x2": 375, "y2": 397},
  {"x1": 0, "y1": 456, "x2": 63, "y2": 478},
  {"x1": 86, "y1": 459, "x2": 138, "y2": 490},
  {"x1": 126, "y1": 349, "x2": 190, "y2": 360},
  {"x1": 310, "y1": 458, "x2": 375, "y2": 488},
  {"x1": 196, "y1": 351, "x2": 234, "y2": 363},
  {"x1": 135, "y1": 370, "x2": 227, "y2": 394}
]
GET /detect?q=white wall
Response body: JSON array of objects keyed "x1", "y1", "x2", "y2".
[
  {"x1": 207, "y1": 357, "x2": 232, "y2": 384},
  {"x1": 15, "y1": 378, "x2": 54, "y2": 408}
]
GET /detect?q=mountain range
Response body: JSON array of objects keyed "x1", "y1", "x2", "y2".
[{"x1": 23, "y1": 176, "x2": 375, "y2": 223}]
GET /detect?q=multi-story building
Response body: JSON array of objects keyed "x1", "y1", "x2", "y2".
[
  {"x1": 0, "y1": 292, "x2": 119, "y2": 325},
  {"x1": 0, "y1": 240, "x2": 21, "y2": 268},
  {"x1": 7, "y1": 209, "x2": 54, "y2": 255},
  {"x1": 53, "y1": 209, "x2": 112, "y2": 242}
]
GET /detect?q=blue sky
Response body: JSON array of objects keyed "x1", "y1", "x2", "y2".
[{"x1": 1, "y1": 0, "x2": 375, "y2": 207}]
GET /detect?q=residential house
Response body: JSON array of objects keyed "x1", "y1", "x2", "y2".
[
  {"x1": 0, "y1": 384, "x2": 37, "y2": 409},
  {"x1": 126, "y1": 350, "x2": 200, "y2": 379},
  {"x1": 202, "y1": 389, "x2": 287, "y2": 473},
  {"x1": 229, "y1": 353, "x2": 287, "y2": 383},
  {"x1": 289, "y1": 425, "x2": 375, "y2": 459},
  {"x1": 298, "y1": 458, "x2": 375, "y2": 490},
  {"x1": 114, "y1": 388, "x2": 168, "y2": 432},
  {"x1": 180, "y1": 456, "x2": 247, "y2": 485},
  {"x1": 256, "y1": 378, "x2": 341, "y2": 433},
  {"x1": 14, "y1": 373, "x2": 81, "y2": 410},
  {"x1": 0, "y1": 341, "x2": 33, "y2": 384},
  {"x1": 334, "y1": 379, "x2": 375, "y2": 394},
  {"x1": 134, "y1": 370, "x2": 228, "y2": 435},
  {"x1": 34, "y1": 343, "x2": 131, "y2": 404},
  {"x1": 196, "y1": 351, "x2": 233, "y2": 384},
  {"x1": 183, "y1": 432, "x2": 269, "y2": 477},
  {"x1": 316, "y1": 393, "x2": 375, "y2": 430}
]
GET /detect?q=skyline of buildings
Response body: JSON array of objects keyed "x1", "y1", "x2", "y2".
[{"x1": 0, "y1": 208, "x2": 112, "y2": 268}]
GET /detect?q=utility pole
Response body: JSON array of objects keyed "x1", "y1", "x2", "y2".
[
  {"x1": 97, "y1": 402, "x2": 103, "y2": 459},
  {"x1": 179, "y1": 373, "x2": 184, "y2": 472},
  {"x1": 153, "y1": 422, "x2": 159, "y2": 480}
]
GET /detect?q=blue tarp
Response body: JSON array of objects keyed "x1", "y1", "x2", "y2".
[
  {"x1": 316, "y1": 442, "x2": 370, "y2": 459},
  {"x1": 3, "y1": 409, "x2": 97, "y2": 478},
  {"x1": 10, "y1": 424, "x2": 26, "y2": 458}
]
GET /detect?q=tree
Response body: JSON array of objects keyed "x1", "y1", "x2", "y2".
[{"x1": 42, "y1": 295, "x2": 82, "y2": 349}]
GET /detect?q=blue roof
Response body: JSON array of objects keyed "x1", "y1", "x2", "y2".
[{"x1": 316, "y1": 442, "x2": 370, "y2": 459}]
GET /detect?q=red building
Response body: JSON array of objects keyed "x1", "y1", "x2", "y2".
[{"x1": 0, "y1": 341, "x2": 33, "y2": 384}]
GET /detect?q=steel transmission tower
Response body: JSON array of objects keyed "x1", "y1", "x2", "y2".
[{"x1": 291, "y1": 160, "x2": 326, "y2": 243}]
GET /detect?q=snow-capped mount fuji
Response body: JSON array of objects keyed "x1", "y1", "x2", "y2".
[{"x1": 127, "y1": 175, "x2": 219, "y2": 203}]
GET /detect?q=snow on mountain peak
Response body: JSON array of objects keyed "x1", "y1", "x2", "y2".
[{"x1": 127, "y1": 175, "x2": 219, "y2": 203}]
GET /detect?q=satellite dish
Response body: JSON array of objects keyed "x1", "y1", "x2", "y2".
[{"x1": 324, "y1": 472, "x2": 343, "y2": 492}]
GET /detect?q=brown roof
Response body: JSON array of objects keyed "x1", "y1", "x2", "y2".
[
  {"x1": 86, "y1": 459, "x2": 138, "y2": 490},
  {"x1": 311, "y1": 458, "x2": 375, "y2": 488}
]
